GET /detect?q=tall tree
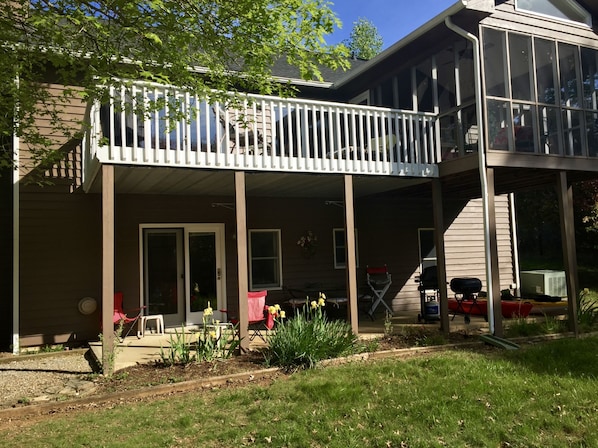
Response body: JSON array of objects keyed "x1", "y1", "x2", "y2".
[
  {"x1": 0, "y1": 0, "x2": 349, "y2": 171},
  {"x1": 344, "y1": 17, "x2": 382, "y2": 60}
]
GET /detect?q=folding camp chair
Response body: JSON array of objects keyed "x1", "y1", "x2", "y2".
[
  {"x1": 247, "y1": 290, "x2": 274, "y2": 342},
  {"x1": 366, "y1": 266, "x2": 393, "y2": 319},
  {"x1": 113, "y1": 291, "x2": 145, "y2": 341}
]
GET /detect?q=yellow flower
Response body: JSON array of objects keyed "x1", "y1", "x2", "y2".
[
  {"x1": 274, "y1": 304, "x2": 281, "y2": 311},
  {"x1": 209, "y1": 331, "x2": 217, "y2": 339},
  {"x1": 311, "y1": 300, "x2": 317, "y2": 309},
  {"x1": 280, "y1": 310, "x2": 286, "y2": 319},
  {"x1": 268, "y1": 306, "x2": 277, "y2": 315},
  {"x1": 204, "y1": 306, "x2": 213, "y2": 316},
  {"x1": 319, "y1": 292, "x2": 326, "y2": 300},
  {"x1": 318, "y1": 297, "x2": 325, "y2": 307}
]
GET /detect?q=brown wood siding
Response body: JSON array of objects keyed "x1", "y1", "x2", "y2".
[
  {"x1": 19, "y1": 187, "x2": 515, "y2": 346},
  {"x1": 19, "y1": 84, "x2": 86, "y2": 183},
  {"x1": 19, "y1": 188, "x2": 101, "y2": 347},
  {"x1": 0, "y1": 167, "x2": 13, "y2": 349}
]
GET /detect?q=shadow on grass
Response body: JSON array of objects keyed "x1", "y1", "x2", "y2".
[{"x1": 497, "y1": 335, "x2": 598, "y2": 379}]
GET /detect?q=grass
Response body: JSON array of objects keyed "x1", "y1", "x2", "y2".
[
  {"x1": 4, "y1": 336, "x2": 598, "y2": 447},
  {"x1": 505, "y1": 314, "x2": 568, "y2": 338}
]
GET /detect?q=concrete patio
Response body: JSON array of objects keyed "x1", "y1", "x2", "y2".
[
  {"x1": 87, "y1": 298, "x2": 569, "y2": 372},
  {"x1": 88, "y1": 310, "x2": 495, "y2": 372}
]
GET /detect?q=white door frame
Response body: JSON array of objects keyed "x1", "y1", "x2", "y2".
[
  {"x1": 139, "y1": 223, "x2": 227, "y2": 327},
  {"x1": 184, "y1": 224, "x2": 227, "y2": 325}
]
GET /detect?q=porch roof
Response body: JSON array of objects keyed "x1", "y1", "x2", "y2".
[{"x1": 85, "y1": 166, "x2": 429, "y2": 198}]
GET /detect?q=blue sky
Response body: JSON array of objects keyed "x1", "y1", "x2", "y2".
[{"x1": 327, "y1": 1, "x2": 458, "y2": 49}]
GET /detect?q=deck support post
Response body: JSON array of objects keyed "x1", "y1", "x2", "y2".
[
  {"x1": 101, "y1": 164, "x2": 115, "y2": 375},
  {"x1": 556, "y1": 171, "x2": 579, "y2": 336},
  {"x1": 432, "y1": 179, "x2": 450, "y2": 335},
  {"x1": 344, "y1": 175, "x2": 359, "y2": 335},
  {"x1": 235, "y1": 171, "x2": 250, "y2": 351},
  {"x1": 486, "y1": 167, "x2": 503, "y2": 337}
]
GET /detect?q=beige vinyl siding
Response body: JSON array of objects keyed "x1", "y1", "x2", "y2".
[
  {"x1": 444, "y1": 196, "x2": 514, "y2": 293},
  {"x1": 482, "y1": 0, "x2": 598, "y2": 48},
  {"x1": 387, "y1": 196, "x2": 515, "y2": 314}
]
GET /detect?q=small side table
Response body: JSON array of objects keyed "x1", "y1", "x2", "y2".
[{"x1": 137, "y1": 314, "x2": 165, "y2": 337}]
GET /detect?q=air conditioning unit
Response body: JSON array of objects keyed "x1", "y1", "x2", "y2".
[{"x1": 520, "y1": 270, "x2": 567, "y2": 297}]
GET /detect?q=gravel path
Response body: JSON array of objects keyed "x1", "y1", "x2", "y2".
[{"x1": 0, "y1": 351, "x2": 95, "y2": 408}]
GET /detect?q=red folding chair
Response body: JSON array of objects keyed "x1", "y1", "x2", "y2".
[
  {"x1": 113, "y1": 291, "x2": 145, "y2": 341},
  {"x1": 247, "y1": 290, "x2": 274, "y2": 342}
]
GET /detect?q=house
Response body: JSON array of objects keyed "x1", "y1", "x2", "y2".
[{"x1": 2, "y1": 0, "x2": 598, "y2": 353}]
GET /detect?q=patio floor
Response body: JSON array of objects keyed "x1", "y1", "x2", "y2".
[
  {"x1": 88, "y1": 310, "x2": 495, "y2": 372},
  {"x1": 88, "y1": 298, "x2": 569, "y2": 372}
]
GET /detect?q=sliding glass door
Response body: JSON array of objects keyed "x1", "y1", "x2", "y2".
[{"x1": 142, "y1": 224, "x2": 226, "y2": 327}]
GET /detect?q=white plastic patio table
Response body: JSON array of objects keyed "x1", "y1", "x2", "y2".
[{"x1": 137, "y1": 314, "x2": 164, "y2": 337}]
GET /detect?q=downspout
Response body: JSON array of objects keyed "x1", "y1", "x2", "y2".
[
  {"x1": 444, "y1": 17, "x2": 496, "y2": 334},
  {"x1": 12, "y1": 74, "x2": 20, "y2": 354},
  {"x1": 509, "y1": 193, "x2": 521, "y2": 297}
]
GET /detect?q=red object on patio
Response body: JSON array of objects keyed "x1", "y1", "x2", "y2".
[
  {"x1": 448, "y1": 299, "x2": 533, "y2": 318},
  {"x1": 247, "y1": 290, "x2": 273, "y2": 341},
  {"x1": 113, "y1": 291, "x2": 145, "y2": 340}
]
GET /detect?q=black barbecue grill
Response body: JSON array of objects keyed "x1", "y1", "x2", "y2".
[
  {"x1": 449, "y1": 277, "x2": 483, "y2": 323},
  {"x1": 416, "y1": 266, "x2": 440, "y2": 322}
]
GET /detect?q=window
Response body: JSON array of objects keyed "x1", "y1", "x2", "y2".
[
  {"x1": 418, "y1": 229, "x2": 437, "y2": 271},
  {"x1": 484, "y1": 28, "x2": 509, "y2": 98},
  {"x1": 483, "y1": 26, "x2": 598, "y2": 156},
  {"x1": 535, "y1": 38, "x2": 558, "y2": 105},
  {"x1": 515, "y1": 0, "x2": 591, "y2": 27},
  {"x1": 333, "y1": 228, "x2": 359, "y2": 269},
  {"x1": 509, "y1": 33, "x2": 534, "y2": 101},
  {"x1": 249, "y1": 230, "x2": 282, "y2": 290}
]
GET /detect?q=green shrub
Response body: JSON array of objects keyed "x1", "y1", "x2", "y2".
[
  {"x1": 578, "y1": 288, "x2": 598, "y2": 330},
  {"x1": 160, "y1": 303, "x2": 240, "y2": 365},
  {"x1": 505, "y1": 314, "x2": 567, "y2": 338},
  {"x1": 195, "y1": 307, "x2": 239, "y2": 362},
  {"x1": 160, "y1": 325, "x2": 195, "y2": 366},
  {"x1": 264, "y1": 294, "x2": 358, "y2": 370}
]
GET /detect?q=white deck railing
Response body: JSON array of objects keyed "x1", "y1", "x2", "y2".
[{"x1": 84, "y1": 82, "x2": 440, "y2": 184}]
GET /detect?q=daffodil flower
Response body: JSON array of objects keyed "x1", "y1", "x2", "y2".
[
  {"x1": 280, "y1": 310, "x2": 286, "y2": 319},
  {"x1": 311, "y1": 300, "x2": 317, "y2": 309},
  {"x1": 268, "y1": 306, "x2": 276, "y2": 315},
  {"x1": 318, "y1": 297, "x2": 325, "y2": 307}
]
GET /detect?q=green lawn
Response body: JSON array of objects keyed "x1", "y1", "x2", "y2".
[{"x1": 4, "y1": 336, "x2": 598, "y2": 447}]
